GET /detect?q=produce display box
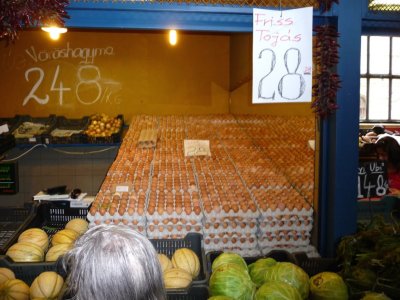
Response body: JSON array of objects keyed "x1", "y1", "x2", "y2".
[
  {"x1": 42, "y1": 116, "x2": 90, "y2": 145},
  {"x1": 167, "y1": 285, "x2": 209, "y2": 300},
  {"x1": 25, "y1": 201, "x2": 89, "y2": 237},
  {"x1": 357, "y1": 196, "x2": 398, "y2": 223},
  {"x1": 0, "y1": 256, "x2": 62, "y2": 285},
  {"x1": 151, "y1": 232, "x2": 208, "y2": 288},
  {"x1": 293, "y1": 252, "x2": 339, "y2": 277},
  {"x1": 0, "y1": 201, "x2": 88, "y2": 283},
  {"x1": 12, "y1": 115, "x2": 57, "y2": 145},
  {"x1": 0, "y1": 203, "x2": 36, "y2": 255},
  {"x1": 85, "y1": 114, "x2": 124, "y2": 144}
]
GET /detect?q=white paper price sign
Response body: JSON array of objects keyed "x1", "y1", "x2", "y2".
[
  {"x1": 252, "y1": 7, "x2": 313, "y2": 103},
  {"x1": 184, "y1": 140, "x2": 211, "y2": 157}
]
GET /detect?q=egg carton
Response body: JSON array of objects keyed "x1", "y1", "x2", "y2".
[
  {"x1": 87, "y1": 211, "x2": 146, "y2": 224},
  {"x1": 203, "y1": 221, "x2": 258, "y2": 235},
  {"x1": 146, "y1": 211, "x2": 203, "y2": 223},
  {"x1": 147, "y1": 223, "x2": 203, "y2": 234},
  {"x1": 203, "y1": 235, "x2": 258, "y2": 249},
  {"x1": 147, "y1": 232, "x2": 192, "y2": 239},
  {"x1": 87, "y1": 222, "x2": 147, "y2": 235},
  {"x1": 203, "y1": 231, "x2": 256, "y2": 239},
  {"x1": 258, "y1": 236, "x2": 311, "y2": 247},
  {"x1": 258, "y1": 220, "x2": 313, "y2": 232},
  {"x1": 147, "y1": 218, "x2": 202, "y2": 226},
  {"x1": 258, "y1": 207, "x2": 313, "y2": 220},
  {"x1": 258, "y1": 229, "x2": 311, "y2": 238}
]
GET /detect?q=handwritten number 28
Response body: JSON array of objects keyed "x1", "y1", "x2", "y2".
[{"x1": 258, "y1": 47, "x2": 305, "y2": 100}]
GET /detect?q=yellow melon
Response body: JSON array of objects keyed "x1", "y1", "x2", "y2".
[
  {"x1": 30, "y1": 271, "x2": 64, "y2": 300},
  {"x1": 0, "y1": 268, "x2": 15, "y2": 285},
  {"x1": 45, "y1": 243, "x2": 73, "y2": 262},
  {"x1": 171, "y1": 248, "x2": 200, "y2": 278},
  {"x1": 158, "y1": 253, "x2": 173, "y2": 273},
  {"x1": 163, "y1": 268, "x2": 192, "y2": 289},
  {"x1": 51, "y1": 229, "x2": 79, "y2": 246},
  {"x1": 18, "y1": 228, "x2": 49, "y2": 251},
  {"x1": 6, "y1": 242, "x2": 44, "y2": 262},
  {"x1": 0, "y1": 279, "x2": 29, "y2": 300},
  {"x1": 65, "y1": 218, "x2": 89, "y2": 235}
]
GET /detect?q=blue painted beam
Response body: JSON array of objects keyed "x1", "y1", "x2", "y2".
[
  {"x1": 318, "y1": 1, "x2": 362, "y2": 257},
  {"x1": 65, "y1": 2, "x2": 336, "y2": 32}
]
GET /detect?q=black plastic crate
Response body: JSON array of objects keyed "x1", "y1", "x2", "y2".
[
  {"x1": 293, "y1": 252, "x2": 339, "y2": 277},
  {"x1": 85, "y1": 115, "x2": 124, "y2": 144},
  {"x1": 150, "y1": 232, "x2": 208, "y2": 289},
  {"x1": 28, "y1": 201, "x2": 89, "y2": 237},
  {"x1": 0, "y1": 201, "x2": 88, "y2": 261},
  {"x1": 12, "y1": 115, "x2": 57, "y2": 145},
  {"x1": 0, "y1": 255, "x2": 62, "y2": 285},
  {"x1": 43, "y1": 116, "x2": 90, "y2": 145},
  {"x1": 0, "y1": 204, "x2": 36, "y2": 254},
  {"x1": 167, "y1": 285, "x2": 208, "y2": 300}
]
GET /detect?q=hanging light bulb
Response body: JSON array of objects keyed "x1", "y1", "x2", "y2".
[
  {"x1": 41, "y1": 26, "x2": 68, "y2": 40},
  {"x1": 169, "y1": 30, "x2": 178, "y2": 46}
]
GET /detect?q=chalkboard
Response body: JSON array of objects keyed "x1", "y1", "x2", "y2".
[
  {"x1": 357, "y1": 160, "x2": 388, "y2": 200},
  {"x1": 0, "y1": 163, "x2": 18, "y2": 195}
]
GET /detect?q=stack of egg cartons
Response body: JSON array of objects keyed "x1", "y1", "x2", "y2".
[
  {"x1": 234, "y1": 115, "x2": 316, "y2": 256},
  {"x1": 188, "y1": 116, "x2": 261, "y2": 257},
  {"x1": 87, "y1": 115, "x2": 157, "y2": 236},
  {"x1": 146, "y1": 116, "x2": 203, "y2": 239}
]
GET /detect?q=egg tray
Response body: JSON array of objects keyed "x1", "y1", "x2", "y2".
[
  {"x1": 0, "y1": 203, "x2": 36, "y2": 255},
  {"x1": 42, "y1": 116, "x2": 90, "y2": 145},
  {"x1": 151, "y1": 233, "x2": 208, "y2": 290}
]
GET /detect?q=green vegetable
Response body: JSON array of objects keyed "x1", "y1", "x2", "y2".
[
  {"x1": 361, "y1": 292, "x2": 391, "y2": 300},
  {"x1": 208, "y1": 296, "x2": 234, "y2": 300},
  {"x1": 309, "y1": 272, "x2": 348, "y2": 300},
  {"x1": 212, "y1": 252, "x2": 248, "y2": 272},
  {"x1": 248, "y1": 257, "x2": 277, "y2": 287},
  {"x1": 254, "y1": 281, "x2": 302, "y2": 300},
  {"x1": 209, "y1": 263, "x2": 255, "y2": 300},
  {"x1": 264, "y1": 262, "x2": 310, "y2": 300}
]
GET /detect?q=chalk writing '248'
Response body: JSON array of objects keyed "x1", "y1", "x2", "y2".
[{"x1": 23, "y1": 65, "x2": 121, "y2": 106}]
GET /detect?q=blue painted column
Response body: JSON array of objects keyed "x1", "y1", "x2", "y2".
[{"x1": 319, "y1": 1, "x2": 363, "y2": 257}]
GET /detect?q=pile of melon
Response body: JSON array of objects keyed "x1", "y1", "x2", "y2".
[
  {"x1": 0, "y1": 269, "x2": 64, "y2": 300},
  {"x1": 6, "y1": 218, "x2": 88, "y2": 263},
  {"x1": 158, "y1": 248, "x2": 200, "y2": 289}
]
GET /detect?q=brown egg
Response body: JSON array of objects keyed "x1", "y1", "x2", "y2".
[
  {"x1": 118, "y1": 206, "x2": 126, "y2": 216},
  {"x1": 108, "y1": 207, "x2": 116, "y2": 216},
  {"x1": 204, "y1": 204, "x2": 212, "y2": 214},
  {"x1": 222, "y1": 204, "x2": 230, "y2": 213},
  {"x1": 193, "y1": 206, "x2": 201, "y2": 216},
  {"x1": 99, "y1": 208, "x2": 106, "y2": 216},
  {"x1": 89, "y1": 207, "x2": 97, "y2": 216},
  {"x1": 113, "y1": 219, "x2": 120, "y2": 225},
  {"x1": 184, "y1": 206, "x2": 192, "y2": 215},
  {"x1": 127, "y1": 207, "x2": 135, "y2": 216},
  {"x1": 147, "y1": 206, "x2": 155, "y2": 215},
  {"x1": 157, "y1": 206, "x2": 164, "y2": 215}
]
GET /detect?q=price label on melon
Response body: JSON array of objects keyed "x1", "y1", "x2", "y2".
[{"x1": 184, "y1": 140, "x2": 211, "y2": 157}]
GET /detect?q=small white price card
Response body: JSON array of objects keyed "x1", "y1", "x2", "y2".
[{"x1": 184, "y1": 140, "x2": 211, "y2": 157}]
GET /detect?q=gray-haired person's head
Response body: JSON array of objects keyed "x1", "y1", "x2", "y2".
[{"x1": 62, "y1": 224, "x2": 166, "y2": 300}]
